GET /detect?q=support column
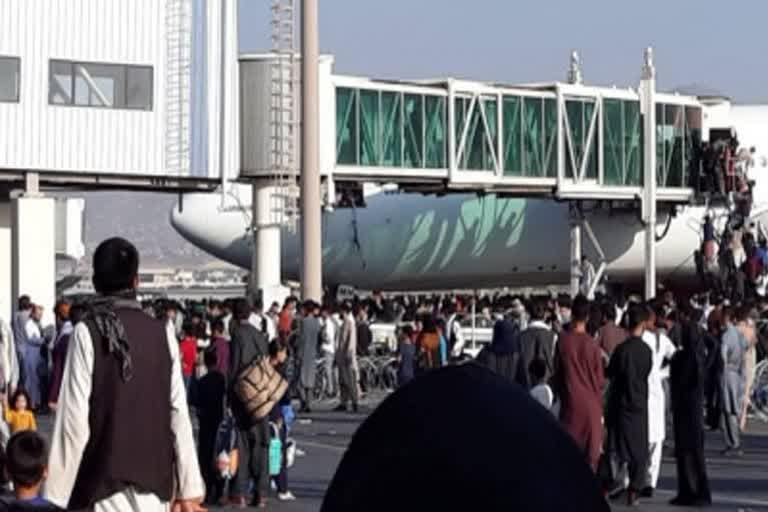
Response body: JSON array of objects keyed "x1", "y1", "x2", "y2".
[
  {"x1": 250, "y1": 182, "x2": 289, "y2": 310},
  {"x1": 300, "y1": 0, "x2": 322, "y2": 302},
  {"x1": 0, "y1": 193, "x2": 11, "y2": 323},
  {"x1": 12, "y1": 180, "x2": 56, "y2": 325},
  {"x1": 642, "y1": 48, "x2": 657, "y2": 301},
  {"x1": 569, "y1": 203, "x2": 582, "y2": 297}
]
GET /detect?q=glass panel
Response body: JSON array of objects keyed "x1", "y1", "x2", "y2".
[
  {"x1": 455, "y1": 97, "x2": 466, "y2": 154},
  {"x1": 424, "y1": 95, "x2": 446, "y2": 168},
  {"x1": 655, "y1": 103, "x2": 665, "y2": 186},
  {"x1": 0, "y1": 57, "x2": 20, "y2": 102},
  {"x1": 565, "y1": 100, "x2": 583, "y2": 179},
  {"x1": 49, "y1": 61, "x2": 73, "y2": 105},
  {"x1": 685, "y1": 106, "x2": 702, "y2": 188},
  {"x1": 380, "y1": 91, "x2": 402, "y2": 167},
  {"x1": 464, "y1": 99, "x2": 486, "y2": 170},
  {"x1": 359, "y1": 89, "x2": 380, "y2": 166},
  {"x1": 666, "y1": 104, "x2": 684, "y2": 187},
  {"x1": 335, "y1": 87, "x2": 358, "y2": 165},
  {"x1": 125, "y1": 66, "x2": 152, "y2": 109},
  {"x1": 74, "y1": 63, "x2": 125, "y2": 107},
  {"x1": 523, "y1": 97, "x2": 543, "y2": 176},
  {"x1": 484, "y1": 98, "x2": 498, "y2": 170},
  {"x1": 403, "y1": 94, "x2": 423, "y2": 167},
  {"x1": 657, "y1": 104, "x2": 684, "y2": 187},
  {"x1": 624, "y1": 100, "x2": 643, "y2": 186},
  {"x1": 583, "y1": 101, "x2": 597, "y2": 180},
  {"x1": 543, "y1": 98, "x2": 557, "y2": 177},
  {"x1": 503, "y1": 96, "x2": 522, "y2": 176},
  {"x1": 603, "y1": 99, "x2": 623, "y2": 185}
]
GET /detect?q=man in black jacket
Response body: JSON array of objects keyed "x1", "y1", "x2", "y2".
[{"x1": 229, "y1": 298, "x2": 270, "y2": 508}]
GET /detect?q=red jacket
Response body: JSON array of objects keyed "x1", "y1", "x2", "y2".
[{"x1": 180, "y1": 337, "x2": 197, "y2": 377}]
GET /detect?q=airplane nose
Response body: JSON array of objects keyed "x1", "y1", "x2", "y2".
[
  {"x1": 169, "y1": 191, "x2": 254, "y2": 269},
  {"x1": 170, "y1": 193, "x2": 212, "y2": 248}
]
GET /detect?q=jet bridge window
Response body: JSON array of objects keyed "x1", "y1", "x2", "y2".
[
  {"x1": 49, "y1": 60, "x2": 153, "y2": 110},
  {"x1": 0, "y1": 57, "x2": 20, "y2": 102}
]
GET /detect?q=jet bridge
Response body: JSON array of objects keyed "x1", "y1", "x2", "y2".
[{"x1": 240, "y1": 49, "x2": 706, "y2": 299}]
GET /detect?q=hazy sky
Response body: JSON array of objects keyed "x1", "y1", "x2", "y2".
[{"x1": 238, "y1": 0, "x2": 767, "y2": 103}]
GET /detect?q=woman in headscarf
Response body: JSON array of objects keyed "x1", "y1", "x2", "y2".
[
  {"x1": 321, "y1": 364, "x2": 609, "y2": 512},
  {"x1": 669, "y1": 306, "x2": 712, "y2": 507},
  {"x1": 475, "y1": 320, "x2": 529, "y2": 389}
]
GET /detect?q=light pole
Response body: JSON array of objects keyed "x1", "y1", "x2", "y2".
[
  {"x1": 300, "y1": 0, "x2": 322, "y2": 301},
  {"x1": 642, "y1": 47, "x2": 657, "y2": 300}
]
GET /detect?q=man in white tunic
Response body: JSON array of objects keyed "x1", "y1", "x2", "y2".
[
  {"x1": 44, "y1": 238, "x2": 204, "y2": 512},
  {"x1": 641, "y1": 306, "x2": 677, "y2": 496}
]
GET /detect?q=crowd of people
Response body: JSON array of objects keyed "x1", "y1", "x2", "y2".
[{"x1": 0, "y1": 235, "x2": 763, "y2": 510}]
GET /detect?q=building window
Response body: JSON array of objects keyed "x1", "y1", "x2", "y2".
[
  {"x1": 49, "y1": 60, "x2": 153, "y2": 110},
  {"x1": 0, "y1": 57, "x2": 20, "y2": 102}
]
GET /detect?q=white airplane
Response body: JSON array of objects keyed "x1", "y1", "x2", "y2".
[{"x1": 171, "y1": 104, "x2": 768, "y2": 292}]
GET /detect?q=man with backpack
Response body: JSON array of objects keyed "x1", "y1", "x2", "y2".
[{"x1": 229, "y1": 298, "x2": 270, "y2": 508}]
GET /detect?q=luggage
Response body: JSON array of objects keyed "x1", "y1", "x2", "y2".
[{"x1": 234, "y1": 357, "x2": 289, "y2": 423}]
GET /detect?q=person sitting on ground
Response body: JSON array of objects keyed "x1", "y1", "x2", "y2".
[
  {"x1": 529, "y1": 358, "x2": 554, "y2": 412},
  {"x1": 4, "y1": 390, "x2": 36, "y2": 435},
  {"x1": 2, "y1": 431, "x2": 61, "y2": 511}
]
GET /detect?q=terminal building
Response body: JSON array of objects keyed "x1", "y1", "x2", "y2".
[{"x1": 0, "y1": 0, "x2": 239, "y2": 321}]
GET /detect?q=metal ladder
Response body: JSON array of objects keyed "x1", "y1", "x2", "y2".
[
  {"x1": 270, "y1": 0, "x2": 300, "y2": 233},
  {"x1": 164, "y1": 0, "x2": 192, "y2": 176}
]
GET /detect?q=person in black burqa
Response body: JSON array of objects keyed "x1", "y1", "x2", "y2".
[
  {"x1": 604, "y1": 304, "x2": 653, "y2": 506},
  {"x1": 228, "y1": 298, "x2": 270, "y2": 508},
  {"x1": 476, "y1": 319, "x2": 529, "y2": 389},
  {"x1": 668, "y1": 305, "x2": 712, "y2": 507},
  {"x1": 320, "y1": 363, "x2": 609, "y2": 512}
]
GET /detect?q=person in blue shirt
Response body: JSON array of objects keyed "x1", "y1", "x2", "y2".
[{"x1": 2, "y1": 431, "x2": 61, "y2": 511}]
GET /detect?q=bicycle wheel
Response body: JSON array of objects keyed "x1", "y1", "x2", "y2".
[
  {"x1": 379, "y1": 358, "x2": 398, "y2": 391},
  {"x1": 313, "y1": 363, "x2": 328, "y2": 401},
  {"x1": 358, "y1": 358, "x2": 378, "y2": 395}
]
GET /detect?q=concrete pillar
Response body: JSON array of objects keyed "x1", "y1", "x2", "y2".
[
  {"x1": 250, "y1": 183, "x2": 289, "y2": 310},
  {"x1": 12, "y1": 196, "x2": 56, "y2": 326},
  {"x1": 0, "y1": 197, "x2": 11, "y2": 322}
]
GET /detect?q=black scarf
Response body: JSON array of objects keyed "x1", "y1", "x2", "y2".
[{"x1": 80, "y1": 292, "x2": 140, "y2": 382}]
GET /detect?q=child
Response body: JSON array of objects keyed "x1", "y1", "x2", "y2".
[
  {"x1": 268, "y1": 340, "x2": 296, "y2": 502},
  {"x1": 4, "y1": 390, "x2": 36, "y2": 435},
  {"x1": 529, "y1": 359, "x2": 554, "y2": 413},
  {"x1": 194, "y1": 349, "x2": 226, "y2": 505},
  {"x1": 3, "y1": 431, "x2": 61, "y2": 510},
  {"x1": 179, "y1": 322, "x2": 198, "y2": 399}
]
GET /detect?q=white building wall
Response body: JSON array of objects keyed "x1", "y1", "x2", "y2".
[
  {"x1": 0, "y1": 0, "x2": 165, "y2": 175},
  {"x1": 200, "y1": 0, "x2": 240, "y2": 183},
  {"x1": 0, "y1": 0, "x2": 238, "y2": 180}
]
